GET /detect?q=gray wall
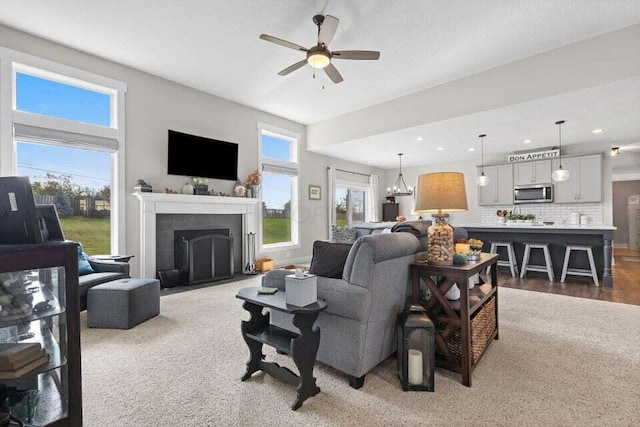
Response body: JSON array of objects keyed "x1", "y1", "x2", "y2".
[
  {"x1": 0, "y1": 24, "x2": 385, "y2": 276},
  {"x1": 612, "y1": 180, "x2": 640, "y2": 245}
]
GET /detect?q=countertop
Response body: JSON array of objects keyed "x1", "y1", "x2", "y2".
[{"x1": 456, "y1": 223, "x2": 617, "y2": 231}]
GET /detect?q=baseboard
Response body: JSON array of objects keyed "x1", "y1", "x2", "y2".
[{"x1": 613, "y1": 243, "x2": 629, "y2": 249}]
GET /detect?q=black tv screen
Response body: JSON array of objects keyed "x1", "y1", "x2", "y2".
[{"x1": 167, "y1": 130, "x2": 238, "y2": 181}]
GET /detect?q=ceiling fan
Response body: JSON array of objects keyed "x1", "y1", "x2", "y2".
[{"x1": 259, "y1": 14, "x2": 380, "y2": 84}]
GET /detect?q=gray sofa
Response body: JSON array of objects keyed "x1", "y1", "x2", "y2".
[
  {"x1": 79, "y1": 258, "x2": 130, "y2": 311},
  {"x1": 263, "y1": 232, "x2": 422, "y2": 388}
]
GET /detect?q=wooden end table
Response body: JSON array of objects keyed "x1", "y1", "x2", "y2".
[
  {"x1": 410, "y1": 253, "x2": 499, "y2": 387},
  {"x1": 236, "y1": 286, "x2": 327, "y2": 410}
]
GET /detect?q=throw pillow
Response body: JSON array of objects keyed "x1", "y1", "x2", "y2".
[
  {"x1": 309, "y1": 241, "x2": 352, "y2": 279},
  {"x1": 77, "y1": 243, "x2": 95, "y2": 276},
  {"x1": 330, "y1": 226, "x2": 357, "y2": 244}
]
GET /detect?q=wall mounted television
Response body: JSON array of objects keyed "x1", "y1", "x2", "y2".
[{"x1": 167, "y1": 130, "x2": 238, "y2": 181}]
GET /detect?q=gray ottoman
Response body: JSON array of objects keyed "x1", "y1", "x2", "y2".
[{"x1": 87, "y1": 278, "x2": 160, "y2": 329}]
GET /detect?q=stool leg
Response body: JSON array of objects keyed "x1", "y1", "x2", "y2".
[
  {"x1": 587, "y1": 248, "x2": 599, "y2": 287},
  {"x1": 520, "y1": 245, "x2": 530, "y2": 279},
  {"x1": 543, "y1": 246, "x2": 554, "y2": 282},
  {"x1": 487, "y1": 243, "x2": 497, "y2": 275},
  {"x1": 561, "y1": 246, "x2": 571, "y2": 283},
  {"x1": 507, "y1": 244, "x2": 518, "y2": 277}
]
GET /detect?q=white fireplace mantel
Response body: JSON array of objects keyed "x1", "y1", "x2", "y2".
[{"x1": 133, "y1": 192, "x2": 259, "y2": 279}]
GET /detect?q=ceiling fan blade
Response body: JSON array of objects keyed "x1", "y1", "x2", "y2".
[
  {"x1": 259, "y1": 34, "x2": 308, "y2": 52},
  {"x1": 318, "y1": 15, "x2": 339, "y2": 47},
  {"x1": 324, "y1": 63, "x2": 344, "y2": 84},
  {"x1": 278, "y1": 60, "x2": 307, "y2": 76},
  {"x1": 332, "y1": 50, "x2": 381, "y2": 60}
]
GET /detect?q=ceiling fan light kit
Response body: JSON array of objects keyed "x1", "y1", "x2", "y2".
[{"x1": 259, "y1": 14, "x2": 380, "y2": 84}]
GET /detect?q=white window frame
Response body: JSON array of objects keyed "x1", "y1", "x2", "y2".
[
  {"x1": 0, "y1": 45, "x2": 127, "y2": 254},
  {"x1": 334, "y1": 179, "x2": 372, "y2": 226},
  {"x1": 257, "y1": 122, "x2": 300, "y2": 252}
]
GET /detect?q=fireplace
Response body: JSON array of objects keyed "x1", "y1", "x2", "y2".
[
  {"x1": 133, "y1": 192, "x2": 259, "y2": 279},
  {"x1": 174, "y1": 229, "x2": 234, "y2": 285}
]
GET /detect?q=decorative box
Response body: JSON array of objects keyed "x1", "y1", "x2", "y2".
[
  {"x1": 255, "y1": 259, "x2": 275, "y2": 273},
  {"x1": 285, "y1": 274, "x2": 317, "y2": 307}
]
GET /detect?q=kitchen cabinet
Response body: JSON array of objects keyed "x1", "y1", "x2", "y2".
[
  {"x1": 552, "y1": 154, "x2": 602, "y2": 203},
  {"x1": 514, "y1": 160, "x2": 552, "y2": 185},
  {"x1": 478, "y1": 164, "x2": 513, "y2": 206}
]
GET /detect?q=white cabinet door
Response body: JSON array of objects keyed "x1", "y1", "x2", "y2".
[
  {"x1": 533, "y1": 160, "x2": 552, "y2": 183},
  {"x1": 576, "y1": 155, "x2": 602, "y2": 202},
  {"x1": 514, "y1": 163, "x2": 533, "y2": 185},
  {"x1": 496, "y1": 164, "x2": 514, "y2": 205},
  {"x1": 477, "y1": 166, "x2": 499, "y2": 206},
  {"x1": 552, "y1": 157, "x2": 578, "y2": 203}
]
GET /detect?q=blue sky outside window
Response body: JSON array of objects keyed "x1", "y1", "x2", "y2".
[
  {"x1": 261, "y1": 134, "x2": 292, "y2": 162},
  {"x1": 16, "y1": 73, "x2": 111, "y2": 127}
]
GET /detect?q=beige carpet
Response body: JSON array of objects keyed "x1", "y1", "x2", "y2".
[{"x1": 80, "y1": 277, "x2": 640, "y2": 426}]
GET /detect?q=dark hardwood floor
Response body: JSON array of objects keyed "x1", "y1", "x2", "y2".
[{"x1": 497, "y1": 248, "x2": 640, "y2": 306}]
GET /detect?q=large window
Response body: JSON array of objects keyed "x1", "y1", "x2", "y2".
[
  {"x1": 259, "y1": 124, "x2": 299, "y2": 249},
  {"x1": 0, "y1": 49, "x2": 126, "y2": 253},
  {"x1": 335, "y1": 186, "x2": 366, "y2": 227}
]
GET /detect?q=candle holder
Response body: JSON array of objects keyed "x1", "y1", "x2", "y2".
[{"x1": 397, "y1": 305, "x2": 435, "y2": 391}]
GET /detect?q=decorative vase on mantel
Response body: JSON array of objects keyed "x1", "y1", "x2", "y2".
[{"x1": 246, "y1": 185, "x2": 254, "y2": 199}]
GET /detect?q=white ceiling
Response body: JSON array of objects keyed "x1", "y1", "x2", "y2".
[
  {"x1": 0, "y1": 0, "x2": 639, "y2": 125},
  {"x1": 313, "y1": 78, "x2": 640, "y2": 169}
]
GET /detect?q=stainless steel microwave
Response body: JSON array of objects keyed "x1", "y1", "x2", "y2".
[{"x1": 513, "y1": 184, "x2": 553, "y2": 204}]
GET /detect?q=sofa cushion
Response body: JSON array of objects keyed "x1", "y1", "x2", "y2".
[
  {"x1": 330, "y1": 226, "x2": 357, "y2": 244},
  {"x1": 79, "y1": 272, "x2": 125, "y2": 299},
  {"x1": 77, "y1": 243, "x2": 95, "y2": 276},
  {"x1": 316, "y1": 277, "x2": 370, "y2": 321},
  {"x1": 309, "y1": 241, "x2": 352, "y2": 279}
]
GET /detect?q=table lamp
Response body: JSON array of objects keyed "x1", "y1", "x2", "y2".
[{"x1": 414, "y1": 172, "x2": 468, "y2": 265}]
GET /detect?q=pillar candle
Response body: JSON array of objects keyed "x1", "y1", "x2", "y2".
[{"x1": 408, "y1": 349, "x2": 423, "y2": 385}]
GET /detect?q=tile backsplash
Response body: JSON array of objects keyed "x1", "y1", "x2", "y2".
[{"x1": 480, "y1": 203, "x2": 603, "y2": 225}]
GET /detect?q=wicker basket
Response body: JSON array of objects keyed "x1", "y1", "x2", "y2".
[
  {"x1": 255, "y1": 259, "x2": 275, "y2": 273},
  {"x1": 437, "y1": 296, "x2": 496, "y2": 365}
]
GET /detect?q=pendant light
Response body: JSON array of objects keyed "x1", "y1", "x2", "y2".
[
  {"x1": 476, "y1": 134, "x2": 490, "y2": 187},
  {"x1": 389, "y1": 153, "x2": 413, "y2": 196},
  {"x1": 552, "y1": 120, "x2": 570, "y2": 182}
]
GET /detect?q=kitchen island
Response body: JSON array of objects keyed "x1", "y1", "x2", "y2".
[{"x1": 455, "y1": 224, "x2": 616, "y2": 288}]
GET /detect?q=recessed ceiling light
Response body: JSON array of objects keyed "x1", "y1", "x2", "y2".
[
  {"x1": 592, "y1": 128, "x2": 604, "y2": 134},
  {"x1": 523, "y1": 139, "x2": 532, "y2": 144},
  {"x1": 468, "y1": 148, "x2": 475, "y2": 151},
  {"x1": 437, "y1": 147, "x2": 444, "y2": 151},
  {"x1": 416, "y1": 136, "x2": 424, "y2": 141}
]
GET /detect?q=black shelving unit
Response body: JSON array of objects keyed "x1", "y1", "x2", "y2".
[{"x1": 0, "y1": 242, "x2": 81, "y2": 426}]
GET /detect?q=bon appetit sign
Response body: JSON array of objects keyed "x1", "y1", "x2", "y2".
[{"x1": 508, "y1": 149, "x2": 559, "y2": 163}]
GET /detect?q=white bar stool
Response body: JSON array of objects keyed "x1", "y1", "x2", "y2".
[
  {"x1": 520, "y1": 242, "x2": 554, "y2": 282},
  {"x1": 486, "y1": 241, "x2": 518, "y2": 277},
  {"x1": 560, "y1": 245, "x2": 599, "y2": 287}
]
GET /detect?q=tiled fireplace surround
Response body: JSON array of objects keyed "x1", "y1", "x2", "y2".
[{"x1": 133, "y1": 193, "x2": 259, "y2": 279}]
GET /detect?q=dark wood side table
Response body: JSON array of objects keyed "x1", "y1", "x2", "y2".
[
  {"x1": 410, "y1": 253, "x2": 499, "y2": 387},
  {"x1": 236, "y1": 286, "x2": 327, "y2": 410}
]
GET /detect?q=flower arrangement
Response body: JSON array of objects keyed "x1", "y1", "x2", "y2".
[{"x1": 246, "y1": 170, "x2": 261, "y2": 188}]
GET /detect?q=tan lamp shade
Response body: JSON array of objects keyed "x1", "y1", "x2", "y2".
[{"x1": 415, "y1": 172, "x2": 468, "y2": 213}]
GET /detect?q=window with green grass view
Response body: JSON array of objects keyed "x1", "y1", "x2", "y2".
[
  {"x1": 260, "y1": 126, "x2": 299, "y2": 247},
  {"x1": 14, "y1": 67, "x2": 118, "y2": 255},
  {"x1": 17, "y1": 142, "x2": 112, "y2": 254},
  {"x1": 335, "y1": 186, "x2": 366, "y2": 227}
]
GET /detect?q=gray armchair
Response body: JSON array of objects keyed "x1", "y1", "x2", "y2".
[
  {"x1": 263, "y1": 232, "x2": 422, "y2": 388},
  {"x1": 79, "y1": 258, "x2": 130, "y2": 310}
]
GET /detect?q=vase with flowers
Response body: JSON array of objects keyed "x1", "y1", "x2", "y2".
[{"x1": 245, "y1": 170, "x2": 262, "y2": 198}]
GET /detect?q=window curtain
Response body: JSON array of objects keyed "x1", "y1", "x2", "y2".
[
  {"x1": 366, "y1": 174, "x2": 380, "y2": 222},
  {"x1": 327, "y1": 166, "x2": 336, "y2": 238}
]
